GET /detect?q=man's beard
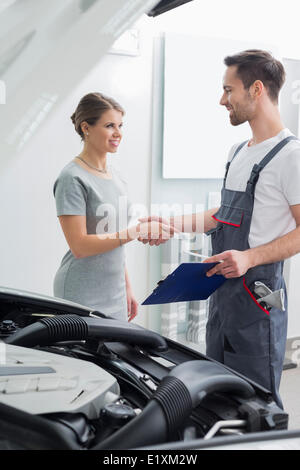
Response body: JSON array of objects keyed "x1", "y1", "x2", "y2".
[
  {"x1": 229, "y1": 95, "x2": 253, "y2": 126},
  {"x1": 229, "y1": 107, "x2": 249, "y2": 126}
]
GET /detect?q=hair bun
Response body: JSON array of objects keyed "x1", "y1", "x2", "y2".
[{"x1": 70, "y1": 112, "x2": 76, "y2": 125}]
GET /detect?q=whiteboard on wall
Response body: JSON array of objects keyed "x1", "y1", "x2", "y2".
[{"x1": 162, "y1": 33, "x2": 278, "y2": 178}]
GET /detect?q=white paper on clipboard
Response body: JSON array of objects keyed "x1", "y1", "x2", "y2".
[{"x1": 184, "y1": 250, "x2": 224, "y2": 263}]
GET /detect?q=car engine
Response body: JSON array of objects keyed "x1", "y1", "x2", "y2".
[{"x1": 0, "y1": 288, "x2": 288, "y2": 450}]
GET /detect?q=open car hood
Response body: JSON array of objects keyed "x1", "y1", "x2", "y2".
[{"x1": 0, "y1": 0, "x2": 158, "y2": 165}]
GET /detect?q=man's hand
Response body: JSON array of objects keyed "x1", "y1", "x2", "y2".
[
  {"x1": 137, "y1": 216, "x2": 178, "y2": 246},
  {"x1": 203, "y1": 250, "x2": 253, "y2": 278}
]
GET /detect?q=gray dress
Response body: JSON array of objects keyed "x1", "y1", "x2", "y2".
[{"x1": 53, "y1": 161, "x2": 129, "y2": 321}]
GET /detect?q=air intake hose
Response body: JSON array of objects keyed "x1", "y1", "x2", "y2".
[
  {"x1": 93, "y1": 361, "x2": 255, "y2": 449},
  {"x1": 4, "y1": 314, "x2": 167, "y2": 352}
]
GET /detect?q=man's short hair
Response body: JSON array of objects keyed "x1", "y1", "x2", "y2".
[{"x1": 224, "y1": 50, "x2": 286, "y2": 103}]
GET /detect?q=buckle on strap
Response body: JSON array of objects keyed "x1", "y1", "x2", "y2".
[{"x1": 246, "y1": 164, "x2": 263, "y2": 189}]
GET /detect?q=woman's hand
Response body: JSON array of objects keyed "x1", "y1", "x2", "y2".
[{"x1": 126, "y1": 287, "x2": 138, "y2": 322}]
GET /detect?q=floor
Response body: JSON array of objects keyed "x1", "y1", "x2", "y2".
[
  {"x1": 279, "y1": 337, "x2": 300, "y2": 429},
  {"x1": 280, "y1": 365, "x2": 300, "y2": 429}
]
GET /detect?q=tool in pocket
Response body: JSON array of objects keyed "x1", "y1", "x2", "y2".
[{"x1": 253, "y1": 281, "x2": 285, "y2": 312}]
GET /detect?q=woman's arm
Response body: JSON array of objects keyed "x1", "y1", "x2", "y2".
[{"x1": 58, "y1": 215, "x2": 176, "y2": 258}]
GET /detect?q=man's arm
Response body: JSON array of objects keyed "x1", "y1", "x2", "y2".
[
  {"x1": 171, "y1": 208, "x2": 219, "y2": 234},
  {"x1": 205, "y1": 204, "x2": 300, "y2": 278},
  {"x1": 138, "y1": 208, "x2": 219, "y2": 245}
]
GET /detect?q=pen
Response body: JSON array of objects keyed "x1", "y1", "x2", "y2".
[{"x1": 183, "y1": 250, "x2": 209, "y2": 260}]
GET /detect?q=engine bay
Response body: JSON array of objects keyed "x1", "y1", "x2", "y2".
[{"x1": 0, "y1": 288, "x2": 289, "y2": 450}]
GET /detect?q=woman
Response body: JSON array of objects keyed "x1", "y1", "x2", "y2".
[{"x1": 53, "y1": 92, "x2": 173, "y2": 322}]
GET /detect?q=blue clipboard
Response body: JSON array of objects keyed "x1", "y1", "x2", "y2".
[{"x1": 142, "y1": 263, "x2": 226, "y2": 305}]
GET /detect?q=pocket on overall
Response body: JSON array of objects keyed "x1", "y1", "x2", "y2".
[
  {"x1": 226, "y1": 277, "x2": 271, "y2": 333},
  {"x1": 242, "y1": 276, "x2": 270, "y2": 316},
  {"x1": 212, "y1": 205, "x2": 244, "y2": 227},
  {"x1": 223, "y1": 277, "x2": 272, "y2": 390}
]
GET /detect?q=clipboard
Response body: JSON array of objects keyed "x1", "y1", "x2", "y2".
[{"x1": 142, "y1": 263, "x2": 226, "y2": 305}]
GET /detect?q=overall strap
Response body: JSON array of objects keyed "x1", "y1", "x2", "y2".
[
  {"x1": 223, "y1": 140, "x2": 248, "y2": 185},
  {"x1": 246, "y1": 135, "x2": 298, "y2": 194}
]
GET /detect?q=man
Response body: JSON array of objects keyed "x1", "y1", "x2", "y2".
[{"x1": 140, "y1": 50, "x2": 300, "y2": 408}]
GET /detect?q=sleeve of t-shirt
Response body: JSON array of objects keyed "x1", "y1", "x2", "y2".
[
  {"x1": 53, "y1": 173, "x2": 87, "y2": 216},
  {"x1": 280, "y1": 148, "x2": 300, "y2": 206}
]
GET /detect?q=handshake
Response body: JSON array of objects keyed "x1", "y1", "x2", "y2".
[{"x1": 133, "y1": 216, "x2": 180, "y2": 246}]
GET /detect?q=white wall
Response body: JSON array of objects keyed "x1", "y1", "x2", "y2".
[{"x1": 0, "y1": 16, "x2": 155, "y2": 328}]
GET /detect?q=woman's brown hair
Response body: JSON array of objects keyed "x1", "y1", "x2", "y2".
[{"x1": 71, "y1": 92, "x2": 125, "y2": 140}]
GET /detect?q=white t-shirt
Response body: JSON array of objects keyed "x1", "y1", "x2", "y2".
[{"x1": 225, "y1": 128, "x2": 300, "y2": 248}]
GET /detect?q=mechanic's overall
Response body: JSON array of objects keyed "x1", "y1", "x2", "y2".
[
  {"x1": 140, "y1": 50, "x2": 300, "y2": 408},
  {"x1": 203, "y1": 50, "x2": 300, "y2": 408}
]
